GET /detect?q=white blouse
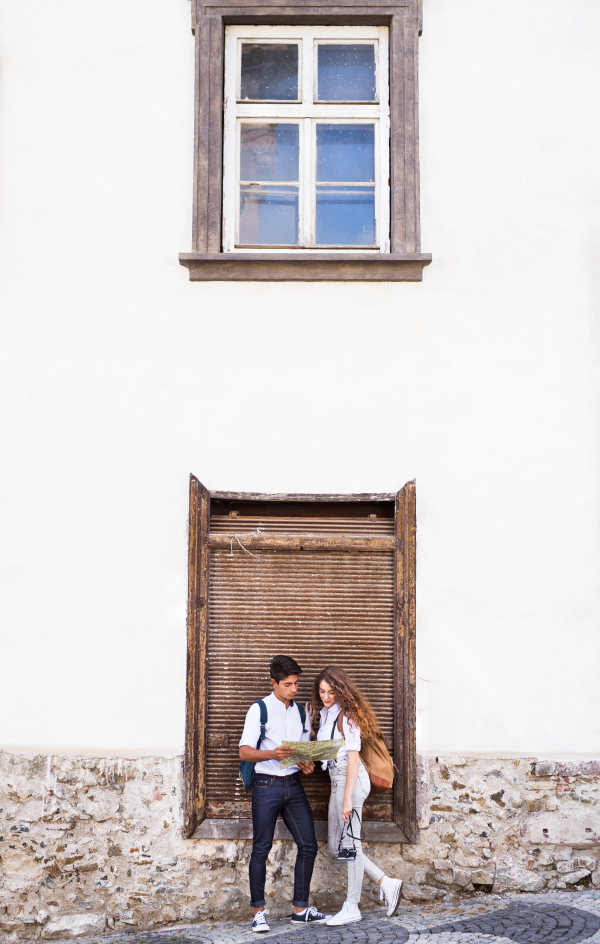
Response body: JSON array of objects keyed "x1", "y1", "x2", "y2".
[{"x1": 317, "y1": 703, "x2": 361, "y2": 767}]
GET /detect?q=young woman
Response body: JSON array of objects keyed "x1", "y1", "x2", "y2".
[{"x1": 312, "y1": 666, "x2": 403, "y2": 927}]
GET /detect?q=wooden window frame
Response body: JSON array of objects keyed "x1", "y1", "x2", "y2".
[
  {"x1": 178, "y1": 0, "x2": 432, "y2": 282},
  {"x1": 184, "y1": 480, "x2": 417, "y2": 843}
]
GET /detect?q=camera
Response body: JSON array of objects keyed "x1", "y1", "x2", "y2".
[{"x1": 337, "y1": 847, "x2": 357, "y2": 861}]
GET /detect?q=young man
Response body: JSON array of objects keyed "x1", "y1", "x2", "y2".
[{"x1": 239, "y1": 655, "x2": 328, "y2": 933}]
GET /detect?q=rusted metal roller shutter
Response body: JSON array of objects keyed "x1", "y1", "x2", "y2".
[
  {"x1": 210, "y1": 515, "x2": 394, "y2": 535},
  {"x1": 206, "y1": 547, "x2": 394, "y2": 823}
]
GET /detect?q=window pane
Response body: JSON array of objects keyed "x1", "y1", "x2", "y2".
[
  {"x1": 240, "y1": 123, "x2": 299, "y2": 183},
  {"x1": 317, "y1": 44, "x2": 376, "y2": 101},
  {"x1": 316, "y1": 187, "x2": 375, "y2": 245},
  {"x1": 239, "y1": 185, "x2": 299, "y2": 245},
  {"x1": 316, "y1": 123, "x2": 375, "y2": 183},
  {"x1": 240, "y1": 43, "x2": 299, "y2": 101}
]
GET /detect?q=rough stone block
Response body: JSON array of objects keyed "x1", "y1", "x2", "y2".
[
  {"x1": 435, "y1": 824, "x2": 456, "y2": 843},
  {"x1": 454, "y1": 848, "x2": 481, "y2": 868},
  {"x1": 432, "y1": 859, "x2": 451, "y2": 871},
  {"x1": 425, "y1": 868, "x2": 453, "y2": 887},
  {"x1": 471, "y1": 868, "x2": 496, "y2": 885},
  {"x1": 493, "y1": 860, "x2": 547, "y2": 893},
  {"x1": 452, "y1": 868, "x2": 471, "y2": 887},
  {"x1": 42, "y1": 914, "x2": 106, "y2": 939},
  {"x1": 536, "y1": 850, "x2": 555, "y2": 866},
  {"x1": 562, "y1": 868, "x2": 591, "y2": 884},
  {"x1": 591, "y1": 870, "x2": 600, "y2": 888},
  {"x1": 576, "y1": 856, "x2": 596, "y2": 871},
  {"x1": 527, "y1": 798, "x2": 543, "y2": 812},
  {"x1": 533, "y1": 762, "x2": 556, "y2": 777},
  {"x1": 402, "y1": 884, "x2": 441, "y2": 901}
]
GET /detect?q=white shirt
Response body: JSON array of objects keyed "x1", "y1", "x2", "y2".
[
  {"x1": 239, "y1": 691, "x2": 310, "y2": 776},
  {"x1": 317, "y1": 703, "x2": 361, "y2": 768}
]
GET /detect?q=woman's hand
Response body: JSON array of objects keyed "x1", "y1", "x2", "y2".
[
  {"x1": 298, "y1": 760, "x2": 315, "y2": 774},
  {"x1": 305, "y1": 701, "x2": 318, "y2": 727},
  {"x1": 341, "y1": 795, "x2": 353, "y2": 823}
]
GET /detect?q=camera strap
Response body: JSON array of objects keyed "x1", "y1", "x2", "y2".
[{"x1": 338, "y1": 807, "x2": 363, "y2": 856}]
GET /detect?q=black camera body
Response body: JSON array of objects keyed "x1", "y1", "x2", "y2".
[{"x1": 337, "y1": 847, "x2": 357, "y2": 861}]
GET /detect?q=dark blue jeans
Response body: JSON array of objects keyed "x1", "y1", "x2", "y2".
[{"x1": 249, "y1": 772, "x2": 318, "y2": 908}]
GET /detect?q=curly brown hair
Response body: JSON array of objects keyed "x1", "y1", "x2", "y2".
[{"x1": 312, "y1": 666, "x2": 383, "y2": 744}]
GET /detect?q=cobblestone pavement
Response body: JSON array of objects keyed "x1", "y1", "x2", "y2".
[{"x1": 43, "y1": 891, "x2": 600, "y2": 944}]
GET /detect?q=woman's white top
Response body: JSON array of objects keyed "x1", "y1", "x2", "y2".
[{"x1": 317, "y1": 703, "x2": 361, "y2": 768}]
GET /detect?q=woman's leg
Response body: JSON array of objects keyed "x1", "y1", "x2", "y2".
[
  {"x1": 352, "y1": 763, "x2": 385, "y2": 883},
  {"x1": 336, "y1": 763, "x2": 370, "y2": 908},
  {"x1": 328, "y1": 768, "x2": 343, "y2": 858}
]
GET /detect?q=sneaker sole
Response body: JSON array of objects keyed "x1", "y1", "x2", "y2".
[
  {"x1": 325, "y1": 915, "x2": 362, "y2": 926},
  {"x1": 252, "y1": 928, "x2": 270, "y2": 933},
  {"x1": 290, "y1": 918, "x2": 328, "y2": 925}
]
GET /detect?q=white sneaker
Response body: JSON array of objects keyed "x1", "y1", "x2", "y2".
[
  {"x1": 380, "y1": 876, "x2": 403, "y2": 917},
  {"x1": 325, "y1": 902, "x2": 362, "y2": 926},
  {"x1": 252, "y1": 909, "x2": 270, "y2": 932}
]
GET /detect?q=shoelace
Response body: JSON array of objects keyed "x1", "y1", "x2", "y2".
[
  {"x1": 254, "y1": 909, "x2": 270, "y2": 924},
  {"x1": 303, "y1": 907, "x2": 322, "y2": 921}
]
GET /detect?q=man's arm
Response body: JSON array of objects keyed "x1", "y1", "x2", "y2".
[{"x1": 239, "y1": 744, "x2": 294, "y2": 762}]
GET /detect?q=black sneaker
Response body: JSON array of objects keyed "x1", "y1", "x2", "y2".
[{"x1": 291, "y1": 906, "x2": 328, "y2": 925}]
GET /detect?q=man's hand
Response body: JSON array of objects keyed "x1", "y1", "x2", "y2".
[
  {"x1": 298, "y1": 760, "x2": 315, "y2": 775},
  {"x1": 270, "y1": 745, "x2": 294, "y2": 761}
]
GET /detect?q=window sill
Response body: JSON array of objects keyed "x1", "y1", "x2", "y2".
[
  {"x1": 190, "y1": 818, "x2": 409, "y2": 842},
  {"x1": 179, "y1": 252, "x2": 432, "y2": 282}
]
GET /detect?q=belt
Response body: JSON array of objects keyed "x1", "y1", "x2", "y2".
[{"x1": 254, "y1": 772, "x2": 300, "y2": 783}]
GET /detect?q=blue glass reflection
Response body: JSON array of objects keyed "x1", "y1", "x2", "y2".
[
  {"x1": 240, "y1": 123, "x2": 299, "y2": 182},
  {"x1": 316, "y1": 124, "x2": 375, "y2": 182},
  {"x1": 317, "y1": 44, "x2": 376, "y2": 101},
  {"x1": 240, "y1": 44, "x2": 299, "y2": 101},
  {"x1": 316, "y1": 187, "x2": 375, "y2": 245},
  {"x1": 239, "y1": 186, "x2": 299, "y2": 245}
]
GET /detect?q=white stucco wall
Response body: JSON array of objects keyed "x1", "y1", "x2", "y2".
[{"x1": 0, "y1": 0, "x2": 599, "y2": 758}]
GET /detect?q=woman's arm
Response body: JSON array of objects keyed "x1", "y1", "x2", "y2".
[{"x1": 341, "y1": 750, "x2": 360, "y2": 822}]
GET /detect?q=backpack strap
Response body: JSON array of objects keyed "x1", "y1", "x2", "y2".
[
  {"x1": 331, "y1": 711, "x2": 344, "y2": 740},
  {"x1": 256, "y1": 699, "x2": 268, "y2": 749},
  {"x1": 292, "y1": 701, "x2": 308, "y2": 734}
]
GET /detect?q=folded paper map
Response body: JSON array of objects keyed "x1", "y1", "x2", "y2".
[{"x1": 279, "y1": 739, "x2": 343, "y2": 770}]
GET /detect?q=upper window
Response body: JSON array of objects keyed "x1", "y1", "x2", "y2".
[
  {"x1": 223, "y1": 27, "x2": 390, "y2": 253},
  {"x1": 179, "y1": 0, "x2": 431, "y2": 282}
]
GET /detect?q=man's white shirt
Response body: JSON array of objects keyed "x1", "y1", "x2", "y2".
[{"x1": 239, "y1": 692, "x2": 310, "y2": 776}]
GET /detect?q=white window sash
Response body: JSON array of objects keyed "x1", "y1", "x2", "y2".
[{"x1": 223, "y1": 25, "x2": 390, "y2": 254}]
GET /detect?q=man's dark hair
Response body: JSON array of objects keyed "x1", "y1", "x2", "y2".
[{"x1": 270, "y1": 655, "x2": 302, "y2": 683}]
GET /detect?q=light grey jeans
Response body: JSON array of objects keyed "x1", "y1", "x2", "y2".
[{"x1": 328, "y1": 755, "x2": 385, "y2": 906}]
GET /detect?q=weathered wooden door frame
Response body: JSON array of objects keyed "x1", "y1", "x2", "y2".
[{"x1": 184, "y1": 480, "x2": 417, "y2": 843}]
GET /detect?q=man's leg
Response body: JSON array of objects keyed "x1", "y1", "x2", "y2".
[
  {"x1": 249, "y1": 777, "x2": 285, "y2": 910},
  {"x1": 280, "y1": 776, "x2": 318, "y2": 909}
]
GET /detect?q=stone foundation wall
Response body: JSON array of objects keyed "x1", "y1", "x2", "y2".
[{"x1": 1, "y1": 751, "x2": 599, "y2": 940}]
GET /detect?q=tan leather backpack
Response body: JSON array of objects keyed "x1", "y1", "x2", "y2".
[{"x1": 334, "y1": 712, "x2": 395, "y2": 794}]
